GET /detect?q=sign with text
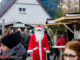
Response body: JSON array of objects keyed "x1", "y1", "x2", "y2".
[{"x1": 13, "y1": 23, "x2": 25, "y2": 27}]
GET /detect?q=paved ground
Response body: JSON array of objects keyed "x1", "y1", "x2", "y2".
[
  {"x1": 26, "y1": 56, "x2": 32, "y2": 60},
  {"x1": 26, "y1": 54, "x2": 55, "y2": 60}
]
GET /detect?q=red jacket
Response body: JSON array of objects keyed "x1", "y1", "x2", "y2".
[
  {"x1": 56, "y1": 37, "x2": 67, "y2": 51},
  {"x1": 28, "y1": 34, "x2": 50, "y2": 60}
]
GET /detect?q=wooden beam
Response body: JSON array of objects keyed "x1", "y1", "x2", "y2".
[
  {"x1": 45, "y1": 21, "x2": 78, "y2": 26},
  {"x1": 63, "y1": 24, "x2": 74, "y2": 34},
  {"x1": 54, "y1": 17, "x2": 65, "y2": 22},
  {"x1": 54, "y1": 16, "x2": 80, "y2": 23},
  {"x1": 65, "y1": 16, "x2": 80, "y2": 19}
]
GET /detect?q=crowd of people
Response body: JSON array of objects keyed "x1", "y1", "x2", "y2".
[{"x1": 0, "y1": 25, "x2": 79, "y2": 60}]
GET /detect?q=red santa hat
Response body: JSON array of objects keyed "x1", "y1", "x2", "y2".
[{"x1": 35, "y1": 25, "x2": 43, "y2": 30}]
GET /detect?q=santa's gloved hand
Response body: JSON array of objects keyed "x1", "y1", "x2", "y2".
[{"x1": 27, "y1": 53, "x2": 32, "y2": 57}]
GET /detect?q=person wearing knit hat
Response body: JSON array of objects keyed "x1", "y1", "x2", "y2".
[
  {"x1": 28, "y1": 25, "x2": 50, "y2": 60},
  {"x1": 1, "y1": 32, "x2": 27, "y2": 60}
]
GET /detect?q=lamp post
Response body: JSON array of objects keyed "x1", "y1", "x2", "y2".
[{"x1": 2, "y1": 19, "x2": 5, "y2": 37}]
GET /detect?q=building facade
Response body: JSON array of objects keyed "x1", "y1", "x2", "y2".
[{"x1": 0, "y1": 0, "x2": 51, "y2": 25}]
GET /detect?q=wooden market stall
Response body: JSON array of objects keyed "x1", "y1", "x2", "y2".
[{"x1": 46, "y1": 15, "x2": 80, "y2": 41}]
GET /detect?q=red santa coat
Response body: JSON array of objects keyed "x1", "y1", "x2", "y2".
[{"x1": 28, "y1": 34, "x2": 50, "y2": 60}]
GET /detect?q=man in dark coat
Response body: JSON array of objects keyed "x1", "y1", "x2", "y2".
[
  {"x1": 44, "y1": 30, "x2": 52, "y2": 60},
  {"x1": 0, "y1": 32, "x2": 27, "y2": 60},
  {"x1": 24, "y1": 29, "x2": 31, "y2": 51}
]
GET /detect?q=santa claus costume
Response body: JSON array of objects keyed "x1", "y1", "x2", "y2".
[{"x1": 27, "y1": 25, "x2": 50, "y2": 60}]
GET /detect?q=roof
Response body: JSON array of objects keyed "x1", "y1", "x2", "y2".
[
  {"x1": 54, "y1": 12, "x2": 80, "y2": 23},
  {"x1": 46, "y1": 15, "x2": 80, "y2": 26},
  {"x1": 0, "y1": 0, "x2": 16, "y2": 18},
  {"x1": 0, "y1": 0, "x2": 51, "y2": 26},
  {"x1": 65, "y1": 12, "x2": 80, "y2": 16},
  {"x1": 46, "y1": 13, "x2": 80, "y2": 34},
  {"x1": 0, "y1": 0, "x2": 51, "y2": 18},
  {"x1": 54, "y1": 16, "x2": 80, "y2": 23}
]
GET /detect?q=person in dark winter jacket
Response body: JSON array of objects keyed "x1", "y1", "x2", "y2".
[
  {"x1": 44, "y1": 30, "x2": 52, "y2": 60},
  {"x1": 0, "y1": 32, "x2": 27, "y2": 60},
  {"x1": 24, "y1": 30, "x2": 31, "y2": 51},
  {"x1": 53, "y1": 35, "x2": 67, "y2": 60}
]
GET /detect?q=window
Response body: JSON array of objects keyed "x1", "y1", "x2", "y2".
[
  {"x1": 19, "y1": 8, "x2": 26, "y2": 12},
  {"x1": 23, "y1": 8, "x2": 26, "y2": 11},
  {"x1": 19, "y1": 8, "x2": 26, "y2": 14},
  {"x1": 19, "y1": 8, "x2": 22, "y2": 11}
]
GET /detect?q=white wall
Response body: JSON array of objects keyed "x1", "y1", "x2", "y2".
[{"x1": 0, "y1": 0, "x2": 50, "y2": 25}]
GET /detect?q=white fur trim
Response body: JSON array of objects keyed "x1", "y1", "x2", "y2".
[
  {"x1": 27, "y1": 50, "x2": 33, "y2": 53},
  {"x1": 39, "y1": 39, "x2": 42, "y2": 60},
  {"x1": 44, "y1": 48, "x2": 46, "y2": 50},
  {"x1": 35, "y1": 27, "x2": 43, "y2": 30},
  {"x1": 33, "y1": 47, "x2": 38, "y2": 51},
  {"x1": 46, "y1": 50, "x2": 50, "y2": 53}
]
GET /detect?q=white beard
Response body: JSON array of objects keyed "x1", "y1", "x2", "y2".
[{"x1": 35, "y1": 31, "x2": 44, "y2": 42}]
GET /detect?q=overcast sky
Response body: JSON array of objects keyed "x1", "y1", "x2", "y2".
[{"x1": 0, "y1": 0, "x2": 2, "y2": 2}]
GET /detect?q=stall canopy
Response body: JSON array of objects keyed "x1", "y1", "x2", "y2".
[
  {"x1": 54, "y1": 16, "x2": 80, "y2": 23},
  {"x1": 46, "y1": 13, "x2": 80, "y2": 34}
]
